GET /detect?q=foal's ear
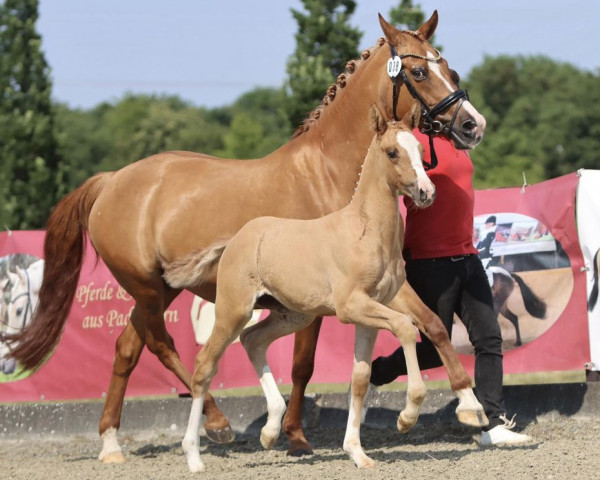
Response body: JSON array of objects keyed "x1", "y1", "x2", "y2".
[
  {"x1": 401, "y1": 102, "x2": 422, "y2": 130},
  {"x1": 415, "y1": 10, "x2": 438, "y2": 40},
  {"x1": 369, "y1": 104, "x2": 387, "y2": 136}
]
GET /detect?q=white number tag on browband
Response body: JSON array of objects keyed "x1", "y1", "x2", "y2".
[{"x1": 387, "y1": 56, "x2": 402, "y2": 77}]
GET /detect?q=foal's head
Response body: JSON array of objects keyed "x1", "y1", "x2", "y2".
[{"x1": 369, "y1": 104, "x2": 435, "y2": 208}]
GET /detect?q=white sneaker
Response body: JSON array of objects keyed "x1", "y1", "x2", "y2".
[{"x1": 480, "y1": 414, "x2": 533, "y2": 446}]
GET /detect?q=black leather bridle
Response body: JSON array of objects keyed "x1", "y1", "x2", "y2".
[{"x1": 387, "y1": 43, "x2": 470, "y2": 170}]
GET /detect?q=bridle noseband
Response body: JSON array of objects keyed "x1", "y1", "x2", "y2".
[{"x1": 387, "y1": 43, "x2": 470, "y2": 170}]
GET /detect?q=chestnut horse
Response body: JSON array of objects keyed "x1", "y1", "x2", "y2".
[
  {"x1": 4, "y1": 12, "x2": 486, "y2": 461},
  {"x1": 182, "y1": 105, "x2": 439, "y2": 471}
]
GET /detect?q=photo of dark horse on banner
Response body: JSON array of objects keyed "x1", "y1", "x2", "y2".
[{"x1": 451, "y1": 212, "x2": 571, "y2": 353}]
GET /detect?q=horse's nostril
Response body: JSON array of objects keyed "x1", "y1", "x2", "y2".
[
  {"x1": 420, "y1": 190, "x2": 428, "y2": 203},
  {"x1": 462, "y1": 119, "x2": 476, "y2": 132}
]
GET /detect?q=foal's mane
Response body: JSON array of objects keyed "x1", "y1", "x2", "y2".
[{"x1": 291, "y1": 29, "x2": 426, "y2": 138}]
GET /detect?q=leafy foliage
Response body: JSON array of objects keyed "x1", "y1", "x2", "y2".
[
  {"x1": 1, "y1": 0, "x2": 599, "y2": 232},
  {"x1": 466, "y1": 55, "x2": 600, "y2": 188},
  {"x1": 0, "y1": 0, "x2": 60, "y2": 229},
  {"x1": 284, "y1": 0, "x2": 362, "y2": 129}
]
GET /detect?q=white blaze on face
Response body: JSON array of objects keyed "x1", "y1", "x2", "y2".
[
  {"x1": 395, "y1": 131, "x2": 434, "y2": 199},
  {"x1": 427, "y1": 52, "x2": 486, "y2": 138}
]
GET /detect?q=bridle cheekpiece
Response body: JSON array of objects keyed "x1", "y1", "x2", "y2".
[{"x1": 387, "y1": 42, "x2": 470, "y2": 170}]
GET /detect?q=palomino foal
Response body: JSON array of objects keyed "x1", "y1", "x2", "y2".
[{"x1": 182, "y1": 105, "x2": 435, "y2": 472}]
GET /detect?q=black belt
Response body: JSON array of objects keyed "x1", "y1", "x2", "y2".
[{"x1": 405, "y1": 253, "x2": 476, "y2": 263}]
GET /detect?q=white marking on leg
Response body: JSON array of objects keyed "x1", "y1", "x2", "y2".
[
  {"x1": 455, "y1": 388, "x2": 484, "y2": 413},
  {"x1": 182, "y1": 397, "x2": 205, "y2": 472},
  {"x1": 99, "y1": 427, "x2": 122, "y2": 460},
  {"x1": 258, "y1": 367, "x2": 286, "y2": 449}
]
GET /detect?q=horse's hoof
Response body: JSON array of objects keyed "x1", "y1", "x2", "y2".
[
  {"x1": 205, "y1": 426, "x2": 235, "y2": 444},
  {"x1": 286, "y1": 445, "x2": 315, "y2": 457},
  {"x1": 100, "y1": 451, "x2": 126, "y2": 464},
  {"x1": 285, "y1": 435, "x2": 314, "y2": 456},
  {"x1": 397, "y1": 412, "x2": 415, "y2": 433},
  {"x1": 457, "y1": 409, "x2": 489, "y2": 428}
]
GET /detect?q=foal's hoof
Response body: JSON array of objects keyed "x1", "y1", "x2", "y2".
[
  {"x1": 397, "y1": 411, "x2": 416, "y2": 433},
  {"x1": 205, "y1": 425, "x2": 235, "y2": 444},
  {"x1": 456, "y1": 409, "x2": 489, "y2": 428},
  {"x1": 100, "y1": 451, "x2": 126, "y2": 464}
]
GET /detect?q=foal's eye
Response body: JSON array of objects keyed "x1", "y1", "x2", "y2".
[
  {"x1": 16, "y1": 307, "x2": 23, "y2": 316},
  {"x1": 411, "y1": 68, "x2": 427, "y2": 81},
  {"x1": 387, "y1": 149, "x2": 398, "y2": 159}
]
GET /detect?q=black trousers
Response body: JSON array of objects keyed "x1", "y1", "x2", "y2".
[{"x1": 370, "y1": 254, "x2": 506, "y2": 428}]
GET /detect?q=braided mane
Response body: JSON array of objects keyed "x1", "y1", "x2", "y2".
[{"x1": 292, "y1": 37, "x2": 387, "y2": 138}]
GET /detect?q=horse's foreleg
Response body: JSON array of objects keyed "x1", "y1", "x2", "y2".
[
  {"x1": 388, "y1": 282, "x2": 488, "y2": 427},
  {"x1": 344, "y1": 325, "x2": 377, "y2": 469},
  {"x1": 282, "y1": 317, "x2": 323, "y2": 456},
  {"x1": 391, "y1": 316, "x2": 426, "y2": 433}
]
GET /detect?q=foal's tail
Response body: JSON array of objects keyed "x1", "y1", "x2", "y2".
[
  {"x1": 588, "y1": 249, "x2": 599, "y2": 312},
  {"x1": 512, "y1": 273, "x2": 547, "y2": 319},
  {"x1": 3, "y1": 173, "x2": 111, "y2": 371}
]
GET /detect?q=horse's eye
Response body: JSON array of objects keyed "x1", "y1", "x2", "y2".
[
  {"x1": 16, "y1": 307, "x2": 22, "y2": 316},
  {"x1": 387, "y1": 149, "x2": 398, "y2": 159},
  {"x1": 412, "y1": 68, "x2": 427, "y2": 81}
]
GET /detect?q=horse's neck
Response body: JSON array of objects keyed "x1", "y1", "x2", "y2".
[
  {"x1": 267, "y1": 45, "x2": 391, "y2": 208},
  {"x1": 347, "y1": 145, "x2": 400, "y2": 239}
]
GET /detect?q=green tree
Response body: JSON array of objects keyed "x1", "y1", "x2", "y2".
[
  {"x1": 285, "y1": 0, "x2": 362, "y2": 129},
  {"x1": 0, "y1": 0, "x2": 60, "y2": 229},
  {"x1": 465, "y1": 55, "x2": 600, "y2": 187},
  {"x1": 217, "y1": 87, "x2": 291, "y2": 158}
]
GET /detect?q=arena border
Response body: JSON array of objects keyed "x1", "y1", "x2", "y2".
[{"x1": 1, "y1": 381, "x2": 599, "y2": 440}]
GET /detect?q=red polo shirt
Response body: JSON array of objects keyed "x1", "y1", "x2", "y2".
[{"x1": 403, "y1": 130, "x2": 478, "y2": 259}]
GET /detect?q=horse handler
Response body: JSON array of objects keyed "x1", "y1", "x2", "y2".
[{"x1": 369, "y1": 130, "x2": 533, "y2": 446}]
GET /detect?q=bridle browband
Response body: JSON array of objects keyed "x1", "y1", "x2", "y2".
[{"x1": 387, "y1": 42, "x2": 470, "y2": 170}]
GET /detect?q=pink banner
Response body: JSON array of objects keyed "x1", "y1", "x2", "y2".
[{"x1": 0, "y1": 173, "x2": 590, "y2": 402}]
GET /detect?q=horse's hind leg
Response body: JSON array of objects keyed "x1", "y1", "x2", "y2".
[
  {"x1": 183, "y1": 299, "x2": 253, "y2": 472},
  {"x1": 388, "y1": 282, "x2": 488, "y2": 427},
  {"x1": 240, "y1": 309, "x2": 314, "y2": 450},
  {"x1": 282, "y1": 317, "x2": 323, "y2": 456},
  {"x1": 501, "y1": 307, "x2": 522, "y2": 346}
]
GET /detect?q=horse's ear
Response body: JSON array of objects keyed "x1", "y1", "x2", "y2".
[
  {"x1": 369, "y1": 104, "x2": 387, "y2": 136},
  {"x1": 401, "y1": 102, "x2": 422, "y2": 130},
  {"x1": 378, "y1": 13, "x2": 401, "y2": 44},
  {"x1": 15, "y1": 267, "x2": 26, "y2": 284},
  {"x1": 415, "y1": 10, "x2": 438, "y2": 40}
]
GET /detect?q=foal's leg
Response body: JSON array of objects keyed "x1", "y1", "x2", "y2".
[
  {"x1": 283, "y1": 317, "x2": 323, "y2": 456},
  {"x1": 183, "y1": 301, "x2": 253, "y2": 472},
  {"x1": 388, "y1": 282, "x2": 488, "y2": 427},
  {"x1": 338, "y1": 293, "x2": 426, "y2": 467},
  {"x1": 345, "y1": 325, "x2": 378, "y2": 469},
  {"x1": 240, "y1": 309, "x2": 315, "y2": 449}
]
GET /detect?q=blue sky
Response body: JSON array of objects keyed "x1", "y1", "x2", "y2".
[{"x1": 37, "y1": 0, "x2": 600, "y2": 110}]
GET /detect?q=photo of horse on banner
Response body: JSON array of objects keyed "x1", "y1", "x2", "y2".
[
  {"x1": 0, "y1": 255, "x2": 44, "y2": 378},
  {"x1": 450, "y1": 213, "x2": 571, "y2": 353}
]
